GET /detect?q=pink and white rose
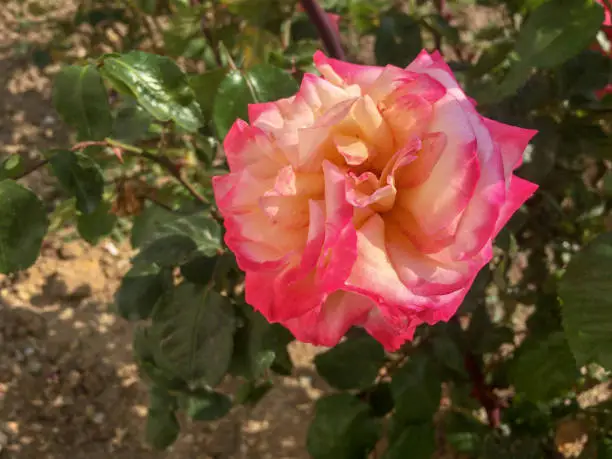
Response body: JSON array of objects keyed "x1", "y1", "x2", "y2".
[{"x1": 213, "y1": 50, "x2": 538, "y2": 350}]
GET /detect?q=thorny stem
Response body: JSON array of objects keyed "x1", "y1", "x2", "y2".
[
  {"x1": 72, "y1": 138, "x2": 209, "y2": 206},
  {"x1": 299, "y1": 0, "x2": 345, "y2": 60},
  {"x1": 144, "y1": 195, "x2": 175, "y2": 213},
  {"x1": 137, "y1": 150, "x2": 209, "y2": 205},
  {"x1": 463, "y1": 351, "x2": 502, "y2": 428},
  {"x1": 14, "y1": 158, "x2": 50, "y2": 180}
]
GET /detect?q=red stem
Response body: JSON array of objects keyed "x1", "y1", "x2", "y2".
[
  {"x1": 299, "y1": 0, "x2": 345, "y2": 60},
  {"x1": 463, "y1": 352, "x2": 501, "y2": 428}
]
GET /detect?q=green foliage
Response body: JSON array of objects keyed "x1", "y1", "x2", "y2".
[
  {"x1": 390, "y1": 353, "x2": 441, "y2": 429},
  {"x1": 383, "y1": 422, "x2": 435, "y2": 459},
  {"x1": 100, "y1": 51, "x2": 204, "y2": 131},
  {"x1": 375, "y1": 10, "x2": 422, "y2": 67},
  {"x1": 0, "y1": 155, "x2": 25, "y2": 180},
  {"x1": 49, "y1": 150, "x2": 105, "y2": 214},
  {"x1": 559, "y1": 232, "x2": 612, "y2": 371},
  {"x1": 181, "y1": 390, "x2": 232, "y2": 421},
  {"x1": 510, "y1": 332, "x2": 578, "y2": 402},
  {"x1": 489, "y1": 0, "x2": 605, "y2": 101},
  {"x1": 307, "y1": 393, "x2": 380, "y2": 459},
  {"x1": 17, "y1": 0, "x2": 612, "y2": 454},
  {"x1": 151, "y1": 283, "x2": 235, "y2": 385},
  {"x1": 132, "y1": 212, "x2": 222, "y2": 267},
  {"x1": 0, "y1": 180, "x2": 48, "y2": 274},
  {"x1": 145, "y1": 387, "x2": 180, "y2": 450},
  {"x1": 115, "y1": 264, "x2": 171, "y2": 321},
  {"x1": 77, "y1": 201, "x2": 117, "y2": 245},
  {"x1": 53, "y1": 65, "x2": 112, "y2": 140},
  {"x1": 314, "y1": 334, "x2": 385, "y2": 390}
]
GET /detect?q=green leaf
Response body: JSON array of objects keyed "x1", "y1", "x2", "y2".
[
  {"x1": 514, "y1": 0, "x2": 603, "y2": 69},
  {"x1": 115, "y1": 264, "x2": 171, "y2": 321},
  {"x1": 182, "y1": 390, "x2": 232, "y2": 421},
  {"x1": 349, "y1": 0, "x2": 389, "y2": 33},
  {"x1": 212, "y1": 64, "x2": 298, "y2": 139},
  {"x1": 559, "y1": 232, "x2": 612, "y2": 371},
  {"x1": 49, "y1": 150, "x2": 104, "y2": 215},
  {"x1": 444, "y1": 411, "x2": 488, "y2": 455},
  {"x1": 130, "y1": 204, "x2": 175, "y2": 248},
  {"x1": 493, "y1": 0, "x2": 604, "y2": 100},
  {"x1": 152, "y1": 283, "x2": 235, "y2": 385},
  {"x1": 149, "y1": 385, "x2": 178, "y2": 411},
  {"x1": 179, "y1": 255, "x2": 218, "y2": 285},
  {"x1": 230, "y1": 306, "x2": 294, "y2": 379},
  {"x1": 77, "y1": 201, "x2": 117, "y2": 245},
  {"x1": 0, "y1": 180, "x2": 48, "y2": 274},
  {"x1": 423, "y1": 14, "x2": 459, "y2": 45},
  {"x1": 375, "y1": 10, "x2": 422, "y2": 68},
  {"x1": 314, "y1": 335, "x2": 385, "y2": 390},
  {"x1": 390, "y1": 353, "x2": 441, "y2": 429},
  {"x1": 234, "y1": 380, "x2": 274, "y2": 406},
  {"x1": 264, "y1": 324, "x2": 294, "y2": 376},
  {"x1": 560, "y1": 50, "x2": 612, "y2": 96},
  {"x1": 100, "y1": 51, "x2": 204, "y2": 132},
  {"x1": 598, "y1": 436, "x2": 612, "y2": 459},
  {"x1": 0, "y1": 155, "x2": 25, "y2": 180},
  {"x1": 135, "y1": 0, "x2": 157, "y2": 14},
  {"x1": 479, "y1": 433, "x2": 543, "y2": 459},
  {"x1": 511, "y1": 332, "x2": 577, "y2": 402},
  {"x1": 307, "y1": 394, "x2": 380, "y2": 459},
  {"x1": 145, "y1": 408, "x2": 180, "y2": 450},
  {"x1": 132, "y1": 327, "x2": 189, "y2": 391},
  {"x1": 469, "y1": 40, "x2": 514, "y2": 77},
  {"x1": 383, "y1": 423, "x2": 435, "y2": 459},
  {"x1": 430, "y1": 334, "x2": 468, "y2": 379},
  {"x1": 365, "y1": 382, "x2": 394, "y2": 418},
  {"x1": 603, "y1": 171, "x2": 612, "y2": 198},
  {"x1": 189, "y1": 69, "x2": 227, "y2": 122},
  {"x1": 133, "y1": 212, "x2": 222, "y2": 267},
  {"x1": 112, "y1": 102, "x2": 154, "y2": 143},
  {"x1": 52, "y1": 65, "x2": 112, "y2": 140}
]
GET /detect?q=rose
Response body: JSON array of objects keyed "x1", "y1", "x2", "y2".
[{"x1": 213, "y1": 51, "x2": 538, "y2": 350}]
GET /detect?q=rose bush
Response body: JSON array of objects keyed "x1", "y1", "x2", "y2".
[
  {"x1": 8, "y1": 0, "x2": 612, "y2": 455},
  {"x1": 214, "y1": 50, "x2": 538, "y2": 350}
]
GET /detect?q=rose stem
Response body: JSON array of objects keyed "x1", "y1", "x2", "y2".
[{"x1": 299, "y1": 0, "x2": 345, "y2": 60}]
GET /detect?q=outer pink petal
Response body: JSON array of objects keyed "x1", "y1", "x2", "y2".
[
  {"x1": 414, "y1": 279, "x2": 475, "y2": 325},
  {"x1": 362, "y1": 308, "x2": 417, "y2": 351},
  {"x1": 283, "y1": 291, "x2": 373, "y2": 347},
  {"x1": 223, "y1": 121, "x2": 286, "y2": 175},
  {"x1": 244, "y1": 268, "x2": 320, "y2": 322},
  {"x1": 314, "y1": 50, "x2": 385, "y2": 90},
  {"x1": 410, "y1": 55, "x2": 511, "y2": 261},
  {"x1": 451, "y1": 148, "x2": 506, "y2": 260},
  {"x1": 494, "y1": 175, "x2": 538, "y2": 235},
  {"x1": 482, "y1": 117, "x2": 537, "y2": 177}
]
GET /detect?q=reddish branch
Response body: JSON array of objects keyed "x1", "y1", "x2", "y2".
[
  {"x1": 463, "y1": 352, "x2": 502, "y2": 428},
  {"x1": 299, "y1": 0, "x2": 345, "y2": 60},
  {"x1": 71, "y1": 139, "x2": 208, "y2": 205}
]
